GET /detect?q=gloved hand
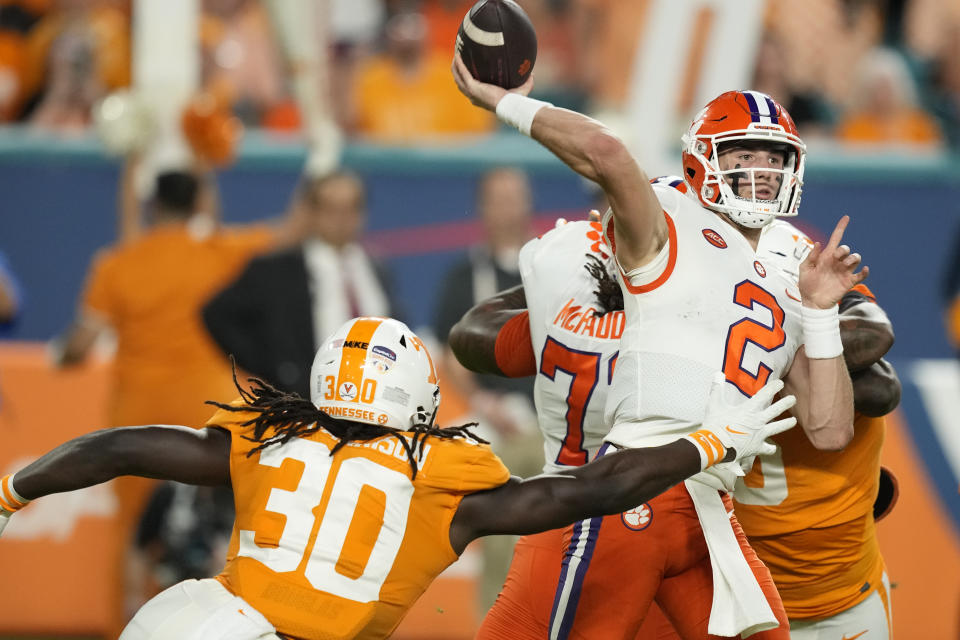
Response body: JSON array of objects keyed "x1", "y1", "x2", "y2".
[{"x1": 685, "y1": 373, "x2": 797, "y2": 471}]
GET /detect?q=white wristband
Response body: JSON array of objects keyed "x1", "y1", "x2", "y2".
[
  {"x1": 495, "y1": 93, "x2": 551, "y2": 136},
  {"x1": 682, "y1": 430, "x2": 727, "y2": 471},
  {"x1": 0, "y1": 473, "x2": 29, "y2": 513},
  {"x1": 802, "y1": 304, "x2": 843, "y2": 359}
]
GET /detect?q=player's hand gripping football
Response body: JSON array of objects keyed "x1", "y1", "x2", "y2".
[
  {"x1": 452, "y1": 53, "x2": 534, "y2": 113},
  {"x1": 702, "y1": 373, "x2": 797, "y2": 463},
  {"x1": 798, "y1": 215, "x2": 869, "y2": 309}
]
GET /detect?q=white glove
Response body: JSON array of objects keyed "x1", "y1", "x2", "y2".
[
  {"x1": 685, "y1": 373, "x2": 797, "y2": 470},
  {"x1": 0, "y1": 510, "x2": 10, "y2": 537}
]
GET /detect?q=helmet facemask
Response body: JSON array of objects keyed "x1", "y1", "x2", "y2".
[{"x1": 683, "y1": 129, "x2": 805, "y2": 229}]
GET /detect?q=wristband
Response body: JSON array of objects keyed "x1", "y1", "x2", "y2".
[
  {"x1": 683, "y1": 430, "x2": 727, "y2": 471},
  {"x1": 0, "y1": 474, "x2": 29, "y2": 513},
  {"x1": 495, "y1": 93, "x2": 552, "y2": 136},
  {"x1": 802, "y1": 304, "x2": 843, "y2": 359}
]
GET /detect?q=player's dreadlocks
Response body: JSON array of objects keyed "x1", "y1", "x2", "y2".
[
  {"x1": 207, "y1": 368, "x2": 487, "y2": 479},
  {"x1": 585, "y1": 253, "x2": 624, "y2": 316}
]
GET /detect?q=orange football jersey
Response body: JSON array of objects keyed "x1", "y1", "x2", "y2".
[{"x1": 206, "y1": 402, "x2": 510, "y2": 640}]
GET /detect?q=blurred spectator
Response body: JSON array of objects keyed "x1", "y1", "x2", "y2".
[
  {"x1": 432, "y1": 167, "x2": 542, "y2": 613},
  {"x1": 200, "y1": 0, "x2": 285, "y2": 128},
  {"x1": 927, "y1": 22, "x2": 960, "y2": 150},
  {"x1": 51, "y1": 160, "x2": 273, "y2": 626},
  {"x1": 203, "y1": 170, "x2": 404, "y2": 398},
  {"x1": 0, "y1": 249, "x2": 22, "y2": 338},
  {"x1": 837, "y1": 47, "x2": 943, "y2": 148},
  {"x1": 350, "y1": 9, "x2": 494, "y2": 142},
  {"x1": 421, "y1": 0, "x2": 472, "y2": 55},
  {"x1": 24, "y1": 0, "x2": 130, "y2": 131},
  {"x1": 752, "y1": 34, "x2": 836, "y2": 137},
  {"x1": 0, "y1": 0, "x2": 47, "y2": 121}
]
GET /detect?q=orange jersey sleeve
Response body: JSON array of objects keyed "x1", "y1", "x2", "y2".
[
  {"x1": 81, "y1": 248, "x2": 119, "y2": 322},
  {"x1": 212, "y1": 419, "x2": 509, "y2": 640}
]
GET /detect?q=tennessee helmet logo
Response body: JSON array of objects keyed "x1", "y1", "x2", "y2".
[
  {"x1": 338, "y1": 381, "x2": 358, "y2": 401},
  {"x1": 702, "y1": 228, "x2": 727, "y2": 249},
  {"x1": 754, "y1": 261, "x2": 767, "y2": 277},
  {"x1": 621, "y1": 503, "x2": 653, "y2": 531}
]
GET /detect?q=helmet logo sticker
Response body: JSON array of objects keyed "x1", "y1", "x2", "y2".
[
  {"x1": 754, "y1": 261, "x2": 767, "y2": 278},
  {"x1": 621, "y1": 503, "x2": 653, "y2": 531},
  {"x1": 702, "y1": 229, "x2": 727, "y2": 249},
  {"x1": 377, "y1": 413, "x2": 389, "y2": 425},
  {"x1": 372, "y1": 345, "x2": 397, "y2": 361},
  {"x1": 338, "y1": 381, "x2": 358, "y2": 401}
]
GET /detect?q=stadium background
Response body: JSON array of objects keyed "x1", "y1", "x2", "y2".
[{"x1": 0, "y1": 0, "x2": 959, "y2": 638}]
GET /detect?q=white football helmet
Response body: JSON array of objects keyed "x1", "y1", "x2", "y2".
[
  {"x1": 310, "y1": 317, "x2": 441, "y2": 430},
  {"x1": 681, "y1": 90, "x2": 806, "y2": 229}
]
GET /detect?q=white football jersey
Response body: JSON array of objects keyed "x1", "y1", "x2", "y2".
[
  {"x1": 603, "y1": 185, "x2": 804, "y2": 455},
  {"x1": 520, "y1": 220, "x2": 624, "y2": 474}
]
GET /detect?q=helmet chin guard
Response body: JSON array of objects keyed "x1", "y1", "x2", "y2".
[{"x1": 681, "y1": 90, "x2": 806, "y2": 229}]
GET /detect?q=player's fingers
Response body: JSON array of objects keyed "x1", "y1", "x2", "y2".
[
  {"x1": 834, "y1": 244, "x2": 851, "y2": 259},
  {"x1": 588, "y1": 209, "x2": 601, "y2": 222},
  {"x1": 854, "y1": 265, "x2": 870, "y2": 284},
  {"x1": 762, "y1": 393, "x2": 797, "y2": 421},
  {"x1": 513, "y1": 72, "x2": 535, "y2": 97},
  {"x1": 825, "y1": 215, "x2": 850, "y2": 252},
  {"x1": 749, "y1": 377, "x2": 784, "y2": 408},
  {"x1": 757, "y1": 442, "x2": 777, "y2": 457},
  {"x1": 842, "y1": 252, "x2": 862, "y2": 268},
  {"x1": 762, "y1": 416, "x2": 797, "y2": 438},
  {"x1": 806, "y1": 241, "x2": 822, "y2": 266}
]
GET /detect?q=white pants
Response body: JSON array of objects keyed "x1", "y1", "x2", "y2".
[
  {"x1": 120, "y1": 578, "x2": 281, "y2": 640},
  {"x1": 789, "y1": 572, "x2": 892, "y2": 640}
]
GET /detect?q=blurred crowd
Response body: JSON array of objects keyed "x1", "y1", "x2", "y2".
[{"x1": 3, "y1": 0, "x2": 960, "y2": 150}]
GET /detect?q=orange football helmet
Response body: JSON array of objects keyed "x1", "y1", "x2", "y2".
[{"x1": 681, "y1": 90, "x2": 806, "y2": 228}]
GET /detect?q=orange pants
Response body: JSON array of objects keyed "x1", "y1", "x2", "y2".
[{"x1": 478, "y1": 478, "x2": 788, "y2": 640}]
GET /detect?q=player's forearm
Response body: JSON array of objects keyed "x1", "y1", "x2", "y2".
[
  {"x1": 530, "y1": 107, "x2": 632, "y2": 187},
  {"x1": 852, "y1": 359, "x2": 901, "y2": 417},
  {"x1": 11, "y1": 429, "x2": 133, "y2": 500},
  {"x1": 503, "y1": 441, "x2": 700, "y2": 536},
  {"x1": 449, "y1": 286, "x2": 528, "y2": 375},
  {"x1": 840, "y1": 316, "x2": 894, "y2": 372},
  {"x1": 800, "y1": 357, "x2": 855, "y2": 450}
]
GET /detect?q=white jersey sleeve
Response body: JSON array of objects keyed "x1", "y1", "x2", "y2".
[{"x1": 520, "y1": 220, "x2": 625, "y2": 474}]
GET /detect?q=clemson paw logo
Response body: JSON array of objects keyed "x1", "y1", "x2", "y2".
[
  {"x1": 753, "y1": 260, "x2": 767, "y2": 277},
  {"x1": 586, "y1": 221, "x2": 610, "y2": 256},
  {"x1": 338, "y1": 382, "x2": 358, "y2": 401},
  {"x1": 621, "y1": 503, "x2": 653, "y2": 531}
]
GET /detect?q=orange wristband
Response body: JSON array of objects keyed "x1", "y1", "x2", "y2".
[
  {"x1": 0, "y1": 474, "x2": 29, "y2": 513},
  {"x1": 683, "y1": 430, "x2": 727, "y2": 470}
]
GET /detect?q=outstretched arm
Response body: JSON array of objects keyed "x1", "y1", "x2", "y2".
[
  {"x1": 448, "y1": 285, "x2": 534, "y2": 376},
  {"x1": 451, "y1": 56, "x2": 665, "y2": 272},
  {"x1": 852, "y1": 358, "x2": 901, "y2": 418},
  {"x1": 787, "y1": 216, "x2": 868, "y2": 451},
  {"x1": 450, "y1": 375, "x2": 796, "y2": 553},
  {"x1": 6, "y1": 426, "x2": 231, "y2": 503}
]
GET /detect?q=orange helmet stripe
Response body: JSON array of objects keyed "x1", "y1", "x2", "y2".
[{"x1": 335, "y1": 317, "x2": 383, "y2": 401}]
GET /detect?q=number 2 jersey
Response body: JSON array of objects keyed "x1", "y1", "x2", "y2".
[
  {"x1": 602, "y1": 183, "x2": 803, "y2": 476},
  {"x1": 205, "y1": 403, "x2": 510, "y2": 640},
  {"x1": 735, "y1": 221, "x2": 888, "y2": 620},
  {"x1": 519, "y1": 219, "x2": 625, "y2": 474}
]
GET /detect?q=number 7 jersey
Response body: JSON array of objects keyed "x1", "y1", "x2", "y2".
[
  {"x1": 520, "y1": 219, "x2": 626, "y2": 473},
  {"x1": 205, "y1": 403, "x2": 510, "y2": 640}
]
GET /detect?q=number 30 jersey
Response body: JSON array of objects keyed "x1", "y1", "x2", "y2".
[
  {"x1": 206, "y1": 403, "x2": 510, "y2": 640},
  {"x1": 603, "y1": 185, "x2": 803, "y2": 472},
  {"x1": 519, "y1": 219, "x2": 625, "y2": 473}
]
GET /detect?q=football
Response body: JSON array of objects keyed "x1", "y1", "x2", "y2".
[{"x1": 455, "y1": 0, "x2": 537, "y2": 89}]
